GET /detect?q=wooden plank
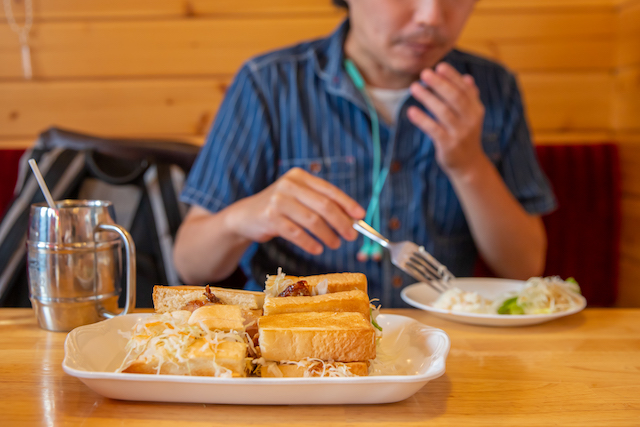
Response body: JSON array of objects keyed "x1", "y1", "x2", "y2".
[
  {"x1": 617, "y1": 0, "x2": 640, "y2": 8},
  {"x1": 458, "y1": 37, "x2": 614, "y2": 71},
  {"x1": 617, "y1": 255, "x2": 640, "y2": 307},
  {"x1": 0, "y1": 137, "x2": 34, "y2": 149},
  {"x1": 461, "y1": 9, "x2": 615, "y2": 40},
  {"x1": 617, "y1": 132, "x2": 640, "y2": 144},
  {"x1": 533, "y1": 131, "x2": 617, "y2": 143},
  {"x1": 0, "y1": 11, "x2": 617, "y2": 80},
  {"x1": 0, "y1": 0, "x2": 183, "y2": 21},
  {"x1": 0, "y1": 78, "x2": 227, "y2": 138},
  {"x1": 0, "y1": 0, "x2": 619, "y2": 21},
  {"x1": 620, "y1": 198, "x2": 640, "y2": 266},
  {"x1": 614, "y1": 66, "x2": 640, "y2": 132},
  {"x1": 520, "y1": 72, "x2": 613, "y2": 131},
  {"x1": 0, "y1": 134, "x2": 205, "y2": 149},
  {"x1": 0, "y1": 0, "x2": 343, "y2": 21},
  {"x1": 0, "y1": 17, "x2": 343, "y2": 79},
  {"x1": 618, "y1": 1, "x2": 640, "y2": 67},
  {"x1": 2, "y1": 132, "x2": 620, "y2": 150},
  {"x1": 0, "y1": 72, "x2": 614, "y2": 139}
]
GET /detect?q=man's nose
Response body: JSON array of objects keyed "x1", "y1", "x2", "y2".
[{"x1": 413, "y1": 0, "x2": 446, "y2": 27}]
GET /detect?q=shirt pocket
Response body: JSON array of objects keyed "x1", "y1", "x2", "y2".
[{"x1": 278, "y1": 155, "x2": 357, "y2": 186}]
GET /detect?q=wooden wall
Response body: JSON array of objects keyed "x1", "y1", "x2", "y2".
[
  {"x1": 0, "y1": 0, "x2": 628, "y2": 147},
  {"x1": 1, "y1": 0, "x2": 639, "y2": 304},
  {"x1": 617, "y1": 0, "x2": 640, "y2": 307}
]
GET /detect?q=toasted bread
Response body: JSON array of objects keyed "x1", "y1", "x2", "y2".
[
  {"x1": 264, "y1": 272, "x2": 367, "y2": 295},
  {"x1": 258, "y1": 312, "x2": 376, "y2": 362},
  {"x1": 153, "y1": 285, "x2": 265, "y2": 312},
  {"x1": 263, "y1": 289, "x2": 370, "y2": 318},
  {"x1": 188, "y1": 305, "x2": 245, "y2": 332}
]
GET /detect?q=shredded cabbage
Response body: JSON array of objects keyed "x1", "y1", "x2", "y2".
[
  {"x1": 255, "y1": 358, "x2": 358, "y2": 377},
  {"x1": 312, "y1": 278, "x2": 329, "y2": 296},
  {"x1": 265, "y1": 267, "x2": 294, "y2": 297},
  {"x1": 369, "y1": 298, "x2": 383, "y2": 336},
  {"x1": 433, "y1": 276, "x2": 583, "y2": 315},
  {"x1": 116, "y1": 312, "x2": 245, "y2": 375},
  {"x1": 502, "y1": 276, "x2": 583, "y2": 314}
]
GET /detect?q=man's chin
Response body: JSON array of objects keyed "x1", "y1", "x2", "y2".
[{"x1": 389, "y1": 58, "x2": 439, "y2": 78}]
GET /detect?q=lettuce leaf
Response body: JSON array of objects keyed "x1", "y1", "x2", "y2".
[{"x1": 497, "y1": 296, "x2": 525, "y2": 315}]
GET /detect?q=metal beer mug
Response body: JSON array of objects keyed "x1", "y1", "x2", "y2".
[{"x1": 27, "y1": 200, "x2": 136, "y2": 331}]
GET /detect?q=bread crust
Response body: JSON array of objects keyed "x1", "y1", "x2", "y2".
[
  {"x1": 265, "y1": 272, "x2": 367, "y2": 294},
  {"x1": 263, "y1": 290, "x2": 370, "y2": 318},
  {"x1": 153, "y1": 285, "x2": 265, "y2": 312},
  {"x1": 258, "y1": 312, "x2": 376, "y2": 362}
]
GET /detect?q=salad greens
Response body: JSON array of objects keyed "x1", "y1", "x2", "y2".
[{"x1": 497, "y1": 297, "x2": 525, "y2": 315}]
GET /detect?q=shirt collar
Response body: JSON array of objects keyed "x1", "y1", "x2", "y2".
[{"x1": 313, "y1": 19, "x2": 369, "y2": 112}]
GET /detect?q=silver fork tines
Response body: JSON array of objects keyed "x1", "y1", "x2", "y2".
[
  {"x1": 406, "y1": 253, "x2": 450, "y2": 293},
  {"x1": 352, "y1": 220, "x2": 455, "y2": 293}
]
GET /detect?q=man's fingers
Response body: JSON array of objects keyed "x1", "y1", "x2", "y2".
[
  {"x1": 407, "y1": 106, "x2": 447, "y2": 142},
  {"x1": 435, "y1": 62, "x2": 480, "y2": 99},
  {"x1": 288, "y1": 168, "x2": 365, "y2": 220},
  {"x1": 296, "y1": 192, "x2": 359, "y2": 241},
  {"x1": 275, "y1": 215, "x2": 324, "y2": 255},
  {"x1": 434, "y1": 62, "x2": 468, "y2": 92},
  {"x1": 420, "y1": 66, "x2": 472, "y2": 115},
  {"x1": 280, "y1": 194, "x2": 343, "y2": 249},
  {"x1": 277, "y1": 169, "x2": 360, "y2": 241},
  {"x1": 410, "y1": 82, "x2": 458, "y2": 130}
]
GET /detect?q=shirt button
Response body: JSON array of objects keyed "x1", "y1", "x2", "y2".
[
  {"x1": 390, "y1": 160, "x2": 401, "y2": 174},
  {"x1": 389, "y1": 217, "x2": 401, "y2": 231},
  {"x1": 392, "y1": 275, "x2": 403, "y2": 288},
  {"x1": 309, "y1": 161, "x2": 322, "y2": 174}
]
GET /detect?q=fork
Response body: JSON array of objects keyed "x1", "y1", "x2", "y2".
[{"x1": 352, "y1": 220, "x2": 454, "y2": 293}]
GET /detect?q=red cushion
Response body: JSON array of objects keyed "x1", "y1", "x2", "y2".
[
  {"x1": 475, "y1": 144, "x2": 620, "y2": 307},
  {"x1": 0, "y1": 150, "x2": 25, "y2": 217}
]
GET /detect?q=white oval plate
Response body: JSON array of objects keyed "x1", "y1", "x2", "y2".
[
  {"x1": 401, "y1": 278, "x2": 587, "y2": 327},
  {"x1": 63, "y1": 313, "x2": 450, "y2": 405}
]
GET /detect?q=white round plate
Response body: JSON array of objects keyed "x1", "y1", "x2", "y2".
[{"x1": 400, "y1": 278, "x2": 587, "y2": 327}]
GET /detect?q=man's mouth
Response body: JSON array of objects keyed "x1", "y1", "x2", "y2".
[{"x1": 399, "y1": 41, "x2": 436, "y2": 55}]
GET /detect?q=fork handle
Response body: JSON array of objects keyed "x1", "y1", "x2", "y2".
[{"x1": 352, "y1": 220, "x2": 390, "y2": 248}]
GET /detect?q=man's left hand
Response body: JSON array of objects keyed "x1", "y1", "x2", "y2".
[{"x1": 407, "y1": 62, "x2": 487, "y2": 178}]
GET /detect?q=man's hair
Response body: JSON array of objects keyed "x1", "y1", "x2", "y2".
[{"x1": 332, "y1": 0, "x2": 348, "y2": 9}]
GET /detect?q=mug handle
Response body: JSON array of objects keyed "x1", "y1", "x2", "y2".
[{"x1": 94, "y1": 223, "x2": 137, "y2": 318}]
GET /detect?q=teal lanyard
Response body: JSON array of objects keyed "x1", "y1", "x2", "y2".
[{"x1": 344, "y1": 59, "x2": 389, "y2": 261}]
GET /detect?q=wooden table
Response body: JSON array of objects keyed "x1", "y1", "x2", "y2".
[{"x1": 1, "y1": 308, "x2": 639, "y2": 426}]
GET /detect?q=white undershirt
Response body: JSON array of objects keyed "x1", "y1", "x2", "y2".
[{"x1": 366, "y1": 87, "x2": 411, "y2": 125}]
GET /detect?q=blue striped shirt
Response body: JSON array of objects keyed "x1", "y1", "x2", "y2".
[{"x1": 181, "y1": 20, "x2": 556, "y2": 308}]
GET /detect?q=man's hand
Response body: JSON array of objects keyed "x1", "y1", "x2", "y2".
[
  {"x1": 407, "y1": 62, "x2": 487, "y2": 177},
  {"x1": 226, "y1": 167, "x2": 365, "y2": 254}
]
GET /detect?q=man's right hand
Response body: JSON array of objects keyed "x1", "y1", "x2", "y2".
[{"x1": 225, "y1": 167, "x2": 366, "y2": 254}]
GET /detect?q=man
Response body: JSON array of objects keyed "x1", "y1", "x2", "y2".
[{"x1": 174, "y1": 0, "x2": 556, "y2": 307}]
